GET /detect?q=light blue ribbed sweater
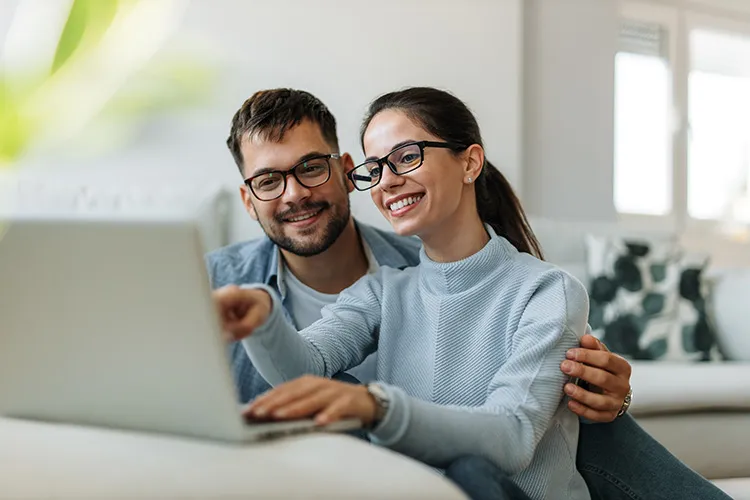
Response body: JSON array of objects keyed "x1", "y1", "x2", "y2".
[{"x1": 242, "y1": 227, "x2": 592, "y2": 500}]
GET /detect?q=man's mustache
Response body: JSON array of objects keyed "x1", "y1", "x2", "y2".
[{"x1": 275, "y1": 202, "x2": 330, "y2": 222}]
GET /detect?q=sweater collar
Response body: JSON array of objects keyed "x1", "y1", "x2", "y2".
[{"x1": 418, "y1": 225, "x2": 516, "y2": 294}]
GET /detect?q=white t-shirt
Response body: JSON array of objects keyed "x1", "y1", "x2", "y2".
[{"x1": 279, "y1": 238, "x2": 380, "y2": 383}]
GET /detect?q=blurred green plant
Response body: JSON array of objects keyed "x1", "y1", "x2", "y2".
[
  {"x1": 52, "y1": 0, "x2": 120, "y2": 75},
  {"x1": 0, "y1": 0, "x2": 214, "y2": 168}
]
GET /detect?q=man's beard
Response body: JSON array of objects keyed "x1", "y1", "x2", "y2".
[{"x1": 259, "y1": 200, "x2": 351, "y2": 257}]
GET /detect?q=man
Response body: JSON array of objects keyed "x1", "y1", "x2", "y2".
[{"x1": 206, "y1": 88, "x2": 730, "y2": 500}]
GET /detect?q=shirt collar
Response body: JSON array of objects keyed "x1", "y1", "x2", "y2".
[
  {"x1": 418, "y1": 224, "x2": 514, "y2": 295},
  {"x1": 264, "y1": 219, "x2": 413, "y2": 298},
  {"x1": 272, "y1": 221, "x2": 385, "y2": 299},
  {"x1": 361, "y1": 231, "x2": 380, "y2": 274},
  {"x1": 275, "y1": 247, "x2": 287, "y2": 298},
  {"x1": 263, "y1": 241, "x2": 281, "y2": 293},
  {"x1": 356, "y1": 221, "x2": 413, "y2": 270}
]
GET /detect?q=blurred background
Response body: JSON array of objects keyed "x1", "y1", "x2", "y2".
[
  {"x1": 2, "y1": 0, "x2": 524, "y2": 243},
  {"x1": 1, "y1": 0, "x2": 749, "y2": 259}
]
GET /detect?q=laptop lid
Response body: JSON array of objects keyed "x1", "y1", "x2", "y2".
[{"x1": 0, "y1": 214, "x2": 251, "y2": 442}]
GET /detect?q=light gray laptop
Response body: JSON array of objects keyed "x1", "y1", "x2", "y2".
[{"x1": 0, "y1": 213, "x2": 360, "y2": 442}]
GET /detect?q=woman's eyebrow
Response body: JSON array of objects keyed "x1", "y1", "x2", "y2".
[{"x1": 365, "y1": 140, "x2": 417, "y2": 162}]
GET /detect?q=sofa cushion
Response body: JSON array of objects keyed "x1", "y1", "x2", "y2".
[
  {"x1": 629, "y1": 361, "x2": 750, "y2": 415},
  {"x1": 585, "y1": 234, "x2": 723, "y2": 361},
  {"x1": 636, "y1": 413, "x2": 750, "y2": 480},
  {"x1": 713, "y1": 478, "x2": 750, "y2": 500},
  {"x1": 710, "y1": 268, "x2": 750, "y2": 361}
]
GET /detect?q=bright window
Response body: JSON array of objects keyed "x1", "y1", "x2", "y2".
[
  {"x1": 614, "y1": 51, "x2": 673, "y2": 216},
  {"x1": 688, "y1": 29, "x2": 750, "y2": 224}
]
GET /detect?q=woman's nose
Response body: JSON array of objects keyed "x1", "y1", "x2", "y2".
[{"x1": 377, "y1": 163, "x2": 404, "y2": 191}]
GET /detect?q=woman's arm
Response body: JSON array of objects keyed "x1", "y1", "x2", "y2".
[
  {"x1": 219, "y1": 274, "x2": 383, "y2": 387},
  {"x1": 370, "y1": 272, "x2": 589, "y2": 473}
]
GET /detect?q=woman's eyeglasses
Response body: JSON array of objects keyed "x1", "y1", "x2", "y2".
[{"x1": 347, "y1": 141, "x2": 466, "y2": 192}]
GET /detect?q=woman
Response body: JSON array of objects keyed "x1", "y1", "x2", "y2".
[{"x1": 215, "y1": 87, "x2": 591, "y2": 500}]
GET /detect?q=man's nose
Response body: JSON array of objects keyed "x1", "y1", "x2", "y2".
[{"x1": 281, "y1": 175, "x2": 312, "y2": 204}]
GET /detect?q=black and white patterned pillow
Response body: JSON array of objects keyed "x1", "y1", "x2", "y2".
[{"x1": 585, "y1": 235, "x2": 722, "y2": 362}]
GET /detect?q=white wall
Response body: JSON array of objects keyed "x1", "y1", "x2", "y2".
[
  {"x1": 522, "y1": 0, "x2": 619, "y2": 222},
  {"x1": 9, "y1": 0, "x2": 523, "y2": 244}
]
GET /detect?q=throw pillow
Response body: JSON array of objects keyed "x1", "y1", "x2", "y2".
[
  {"x1": 678, "y1": 253, "x2": 724, "y2": 361},
  {"x1": 585, "y1": 234, "x2": 722, "y2": 362}
]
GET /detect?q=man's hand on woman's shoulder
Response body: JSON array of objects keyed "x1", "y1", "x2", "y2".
[{"x1": 559, "y1": 334, "x2": 632, "y2": 423}]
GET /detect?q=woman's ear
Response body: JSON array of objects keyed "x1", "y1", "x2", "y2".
[{"x1": 463, "y1": 144, "x2": 485, "y2": 184}]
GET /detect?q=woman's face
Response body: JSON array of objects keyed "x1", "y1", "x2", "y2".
[{"x1": 362, "y1": 109, "x2": 473, "y2": 238}]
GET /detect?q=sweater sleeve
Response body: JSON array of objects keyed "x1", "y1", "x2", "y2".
[
  {"x1": 370, "y1": 271, "x2": 589, "y2": 474},
  {"x1": 240, "y1": 274, "x2": 383, "y2": 387}
]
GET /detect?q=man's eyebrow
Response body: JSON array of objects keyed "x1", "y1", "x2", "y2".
[
  {"x1": 249, "y1": 151, "x2": 330, "y2": 178},
  {"x1": 365, "y1": 140, "x2": 417, "y2": 162}
]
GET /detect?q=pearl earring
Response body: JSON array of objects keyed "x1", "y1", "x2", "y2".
[{"x1": 467, "y1": 177, "x2": 473, "y2": 183}]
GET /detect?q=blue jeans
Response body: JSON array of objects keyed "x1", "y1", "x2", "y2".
[
  {"x1": 446, "y1": 456, "x2": 531, "y2": 500},
  {"x1": 416, "y1": 417, "x2": 736, "y2": 500},
  {"x1": 446, "y1": 416, "x2": 732, "y2": 500},
  {"x1": 577, "y1": 414, "x2": 732, "y2": 500}
]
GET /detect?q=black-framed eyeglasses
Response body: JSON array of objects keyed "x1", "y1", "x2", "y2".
[
  {"x1": 244, "y1": 153, "x2": 339, "y2": 201},
  {"x1": 347, "y1": 141, "x2": 467, "y2": 192}
]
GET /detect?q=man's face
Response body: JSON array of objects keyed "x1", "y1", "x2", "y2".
[{"x1": 239, "y1": 120, "x2": 355, "y2": 257}]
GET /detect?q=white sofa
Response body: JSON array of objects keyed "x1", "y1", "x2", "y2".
[
  {"x1": 3, "y1": 176, "x2": 749, "y2": 497},
  {"x1": 0, "y1": 417, "x2": 466, "y2": 500},
  {"x1": 0, "y1": 173, "x2": 234, "y2": 252},
  {"x1": 530, "y1": 216, "x2": 750, "y2": 499}
]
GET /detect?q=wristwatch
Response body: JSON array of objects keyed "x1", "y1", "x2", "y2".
[
  {"x1": 617, "y1": 387, "x2": 633, "y2": 418},
  {"x1": 366, "y1": 383, "x2": 390, "y2": 429}
]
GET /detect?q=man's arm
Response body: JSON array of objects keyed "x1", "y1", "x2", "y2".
[{"x1": 560, "y1": 334, "x2": 632, "y2": 423}]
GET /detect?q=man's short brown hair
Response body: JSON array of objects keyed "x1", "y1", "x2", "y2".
[{"x1": 226, "y1": 88, "x2": 339, "y2": 175}]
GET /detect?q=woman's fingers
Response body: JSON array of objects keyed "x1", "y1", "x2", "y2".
[
  {"x1": 245, "y1": 376, "x2": 324, "y2": 418},
  {"x1": 244, "y1": 377, "x2": 377, "y2": 428},
  {"x1": 212, "y1": 287, "x2": 272, "y2": 341},
  {"x1": 314, "y1": 394, "x2": 354, "y2": 425},
  {"x1": 270, "y1": 386, "x2": 342, "y2": 420}
]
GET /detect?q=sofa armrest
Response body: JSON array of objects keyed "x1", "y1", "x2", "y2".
[{"x1": 629, "y1": 361, "x2": 750, "y2": 416}]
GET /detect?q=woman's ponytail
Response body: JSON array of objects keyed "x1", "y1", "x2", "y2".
[{"x1": 477, "y1": 161, "x2": 544, "y2": 259}]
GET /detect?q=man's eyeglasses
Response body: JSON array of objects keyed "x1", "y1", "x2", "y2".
[
  {"x1": 347, "y1": 141, "x2": 466, "y2": 192},
  {"x1": 244, "y1": 154, "x2": 339, "y2": 201}
]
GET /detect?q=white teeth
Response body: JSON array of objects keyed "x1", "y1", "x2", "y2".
[
  {"x1": 288, "y1": 212, "x2": 317, "y2": 222},
  {"x1": 389, "y1": 195, "x2": 422, "y2": 212}
]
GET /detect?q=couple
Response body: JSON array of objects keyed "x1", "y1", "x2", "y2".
[{"x1": 207, "y1": 87, "x2": 729, "y2": 500}]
